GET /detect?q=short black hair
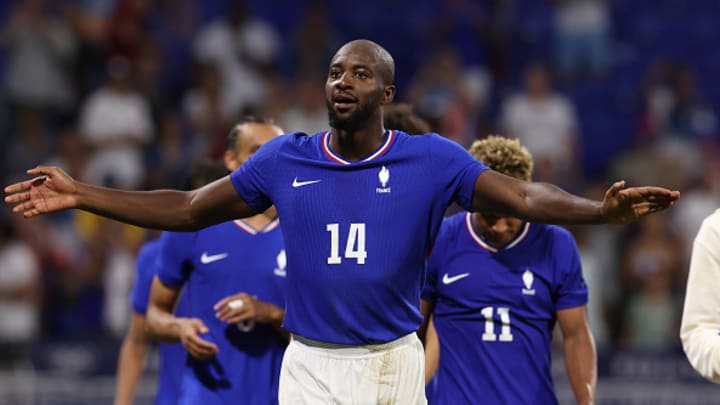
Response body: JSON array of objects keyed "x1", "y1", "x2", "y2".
[
  {"x1": 226, "y1": 116, "x2": 273, "y2": 151},
  {"x1": 383, "y1": 103, "x2": 430, "y2": 134}
]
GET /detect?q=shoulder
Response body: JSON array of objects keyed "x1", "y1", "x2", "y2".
[
  {"x1": 701, "y1": 209, "x2": 720, "y2": 231},
  {"x1": 437, "y1": 213, "x2": 468, "y2": 241},
  {"x1": 534, "y1": 224, "x2": 579, "y2": 250},
  {"x1": 697, "y1": 209, "x2": 720, "y2": 243}
]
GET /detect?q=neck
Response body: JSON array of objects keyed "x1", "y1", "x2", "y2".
[
  {"x1": 329, "y1": 124, "x2": 386, "y2": 162},
  {"x1": 470, "y1": 212, "x2": 523, "y2": 250},
  {"x1": 242, "y1": 206, "x2": 278, "y2": 230}
]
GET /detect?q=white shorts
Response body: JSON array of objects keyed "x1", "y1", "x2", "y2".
[{"x1": 279, "y1": 333, "x2": 426, "y2": 405}]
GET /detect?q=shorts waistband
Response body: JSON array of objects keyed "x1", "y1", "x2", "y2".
[{"x1": 292, "y1": 333, "x2": 417, "y2": 354}]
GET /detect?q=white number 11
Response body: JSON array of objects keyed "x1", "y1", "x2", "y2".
[
  {"x1": 327, "y1": 223, "x2": 367, "y2": 265},
  {"x1": 480, "y1": 306, "x2": 514, "y2": 342}
]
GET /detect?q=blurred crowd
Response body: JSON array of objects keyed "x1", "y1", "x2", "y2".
[{"x1": 0, "y1": 0, "x2": 719, "y2": 372}]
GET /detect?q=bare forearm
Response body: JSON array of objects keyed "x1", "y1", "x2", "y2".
[
  {"x1": 114, "y1": 339, "x2": 148, "y2": 405},
  {"x1": 518, "y1": 182, "x2": 603, "y2": 224},
  {"x1": 563, "y1": 334, "x2": 597, "y2": 405},
  {"x1": 146, "y1": 306, "x2": 184, "y2": 343},
  {"x1": 76, "y1": 182, "x2": 200, "y2": 230}
]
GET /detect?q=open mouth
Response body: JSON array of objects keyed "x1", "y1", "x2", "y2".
[{"x1": 333, "y1": 94, "x2": 357, "y2": 111}]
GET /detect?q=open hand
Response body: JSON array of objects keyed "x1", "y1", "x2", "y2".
[
  {"x1": 601, "y1": 181, "x2": 681, "y2": 224},
  {"x1": 4, "y1": 166, "x2": 78, "y2": 218}
]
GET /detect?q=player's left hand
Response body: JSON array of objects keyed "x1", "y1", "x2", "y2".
[
  {"x1": 600, "y1": 181, "x2": 680, "y2": 224},
  {"x1": 213, "y1": 293, "x2": 284, "y2": 325}
]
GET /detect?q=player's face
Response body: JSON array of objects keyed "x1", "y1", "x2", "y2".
[
  {"x1": 474, "y1": 213, "x2": 525, "y2": 249},
  {"x1": 325, "y1": 47, "x2": 386, "y2": 131},
  {"x1": 225, "y1": 123, "x2": 283, "y2": 171}
]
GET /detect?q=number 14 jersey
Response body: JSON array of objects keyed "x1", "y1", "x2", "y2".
[{"x1": 230, "y1": 130, "x2": 487, "y2": 345}]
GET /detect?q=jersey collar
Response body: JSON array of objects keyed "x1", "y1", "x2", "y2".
[
  {"x1": 464, "y1": 212, "x2": 530, "y2": 253},
  {"x1": 233, "y1": 218, "x2": 280, "y2": 235},
  {"x1": 322, "y1": 130, "x2": 395, "y2": 165}
]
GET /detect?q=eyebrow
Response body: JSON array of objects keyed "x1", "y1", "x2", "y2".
[{"x1": 330, "y1": 63, "x2": 373, "y2": 71}]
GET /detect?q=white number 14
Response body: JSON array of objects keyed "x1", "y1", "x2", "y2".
[{"x1": 327, "y1": 223, "x2": 367, "y2": 265}]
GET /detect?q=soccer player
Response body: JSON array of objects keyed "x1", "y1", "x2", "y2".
[
  {"x1": 146, "y1": 118, "x2": 288, "y2": 404},
  {"x1": 114, "y1": 161, "x2": 228, "y2": 405},
  {"x1": 421, "y1": 136, "x2": 596, "y2": 404},
  {"x1": 680, "y1": 208, "x2": 720, "y2": 383},
  {"x1": 6, "y1": 39, "x2": 679, "y2": 404}
]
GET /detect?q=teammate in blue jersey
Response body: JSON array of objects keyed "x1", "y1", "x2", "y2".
[
  {"x1": 114, "y1": 162, "x2": 229, "y2": 405},
  {"x1": 421, "y1": 136, "x2": 596, "y2": 405},
  {"x1": 145, "y1": 118, "x2": 288, "y2": 404},
  {"x1": 7, "y1": 39, "x2": 679, "y2": 404}
]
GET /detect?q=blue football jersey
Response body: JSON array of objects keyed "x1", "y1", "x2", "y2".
[
  {"x1": 230, "y1": 130, "x2": 487, "y2": 344},
  {"x1": 157, "y1": 219, "x2": 286, "y2": 405},
  {"x1": 422, "y1": 212, "x2": 588, "y2": 405},
  {"x1": 130, "y1": 238, "x2": 188, "y2": 405}
]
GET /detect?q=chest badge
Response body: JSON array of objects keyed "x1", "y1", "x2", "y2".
[
  {"x1": 522, "y1": 269, "x2": 536, "y2": 295},
  {"x1": 274, "y1": 250, "x2": 287, "y2": 277},
  {"x1": 376, "y1": 166, "x2": 391, "y2": 194}
]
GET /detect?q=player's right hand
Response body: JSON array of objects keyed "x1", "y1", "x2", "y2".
[
  {"x1": 4, "y1": 166, "x2": 79, "y2": 218},
  {"x1": 177, "y1": 318, "x2": 219, "y2": 359}
]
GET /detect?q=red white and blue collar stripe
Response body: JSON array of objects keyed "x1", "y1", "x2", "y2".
[
  {"x1": 322, "y1": 130, "x2": 395, "y2": 165},
  {"x1": 233, "y1": 218, "x2": 280, "y2": 235},
  {"x1": 464, "y1": 212, "x2": 530, "y2": 253}
]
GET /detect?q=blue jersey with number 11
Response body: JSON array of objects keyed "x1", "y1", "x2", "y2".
[
  {"x1": 423, "y1": 212, "x2": 588, "y2": 404},
  {"x1": 230, "y1": 130, "x2": 487, "y2": 345}
]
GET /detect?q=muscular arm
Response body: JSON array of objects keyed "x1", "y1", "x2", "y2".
[
  {"x1": 680, "y1": 217, "x2": 720, "y2": 383},
  {"x1": 471, "y1": 170, "x2": 679, "y2": 225},
  {"x1": 114, "y1": 314, "x2": 149, "y2": 405},
  {"x1": 557, "y1": 306, "x2": 597, "y2": 405},
  {"x1": 5, "y1": 167, "x2": 256, "y2": 231}
]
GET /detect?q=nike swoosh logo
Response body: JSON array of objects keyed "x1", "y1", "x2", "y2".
[
  {"x1": 200, "y1": 252, "x2": 228, "y2": 264},
  {"x1": 442, "y1": 272, "x2": 470, "y2": 285},
  {"x1": 292, "y1": 177, "x2": 321, "y2": 188}
]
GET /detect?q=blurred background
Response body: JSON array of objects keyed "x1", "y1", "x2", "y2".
[{"x1": 0, "y1": 0, "x2": 719, "y2": 403}]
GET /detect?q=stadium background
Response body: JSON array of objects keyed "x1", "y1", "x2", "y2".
[{"x1": 0, "y1": 0, "x2": 719, "y2": 403}]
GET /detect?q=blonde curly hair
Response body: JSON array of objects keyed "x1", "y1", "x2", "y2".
[{"x1": 468, "y1": 135, "x2": 534, "y2": 181}]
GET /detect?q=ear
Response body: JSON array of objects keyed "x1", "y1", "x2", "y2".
[
  {"x1": 381, "y1": 85, "x2": 396, "y2": 105},
  {"x1": 223, "y1": 150, "x2": 235, "y2": 171}
]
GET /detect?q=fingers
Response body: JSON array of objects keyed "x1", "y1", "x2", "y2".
[
  {"x1": 184, "y1": 334, "x2": 219, "y2": 359},
  {"x1": 181, "y1": 319, "x2": 219, "y2": 359},
  {"x1": 5, "y1": 190, "x2": 29, "y2": 204},
  {"x1": 4, "y1": 180, "x2": 34, "y2": 195},
  {"x1": 605, "y1": 180, "x2": 626, "y2": 198},
  {"x1": 214, "y1": 293, "x2": 252, "y2": 322},
  {"x1": 216, "y1": 300, "x2": 252, "y2": 323}
]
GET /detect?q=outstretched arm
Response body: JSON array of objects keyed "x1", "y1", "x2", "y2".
[
  {"x1": 558, "y1": 305, "x2": 597, "y2": 405},
  {"x1": 4, "y1": 166, "x2": 256, "y2": 231},
  {"x1": 471, "y1": 170, "x2": 680, "y2": 225}
]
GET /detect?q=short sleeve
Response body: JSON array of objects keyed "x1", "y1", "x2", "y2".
[
  {"x1": 157, "y1": 231, "x2": 195, "y2": 288},
  {"x1": 230, "y1": 135, "x2": 286, "y2": 213},
  {"x1": 554, "y1": 229, "x2": 589, "y2": 310},
  {"x1": 428, "y1": 134, "x2": 488, "y2": 211}
]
